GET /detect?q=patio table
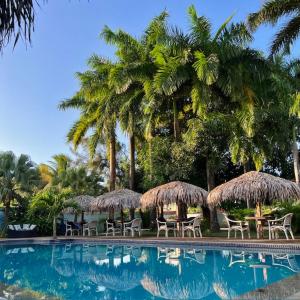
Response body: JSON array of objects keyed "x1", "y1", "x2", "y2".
[
  {"x1": 166, "y1": 219, "x2": 183, "y2": 237},
  {"x1": 245, "y1": 216, "x2": 267, "y2": 239}
]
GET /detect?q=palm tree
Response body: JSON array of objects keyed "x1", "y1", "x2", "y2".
[
  {"x1": 101, "y1": 13, "x2": 169, "y2": 189},
  {"x1": 248, "y1": 0, "x2": 300, "y2": 54},
  {"x1": 0, "y1": 0, "x2": 36, "y2": 50},
  {"x1": 60, "y1": 57, "x2": 118, "y2": 219},
  {"x1": 28, "y1": 188, "x2": 78, "y2": 238},
  {"x1": 0, "y1": 151, "x2": 39, "y2": 225}
]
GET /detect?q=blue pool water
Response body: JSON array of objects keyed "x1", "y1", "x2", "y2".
[{"x1": 0, "y1": 243, "x2": 299, "y2": 299}]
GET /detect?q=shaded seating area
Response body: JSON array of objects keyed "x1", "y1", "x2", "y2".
[
  {"x1": 141, "y1": 181, "x2": 208, "y2": 239},
  {"x1": 7, "y1": 224, "x2": 37, "y2": 238},
  {"x1": 91, "y1": 189, "x2": 142, "y2": 236},
  {"x1": 208, "y1": 171, "x2": 300, "y2": 240}
]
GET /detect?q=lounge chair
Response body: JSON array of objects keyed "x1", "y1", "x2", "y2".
[
  {"x1": 268, "y1": 213, "x2": 294, "y2": 240},
  {"x1": 182, "y1": 216, "x2": 202, "y2": 238},
  {"x1": 220, "y1": 214, "x2": 250, "y2": 239},
  {"x1": 156, "y1": 218, "x2": 178, "y2": 237},
  {"x1": 7, "y1": 224, "x2": 38, "y2": 238},
  {"x1": 123, "y1": 218, "x2": 142, "y2": 237}
]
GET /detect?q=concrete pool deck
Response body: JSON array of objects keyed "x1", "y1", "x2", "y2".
[{"x1": 1, "y1": 235, "x2": 300, "y2": 252}]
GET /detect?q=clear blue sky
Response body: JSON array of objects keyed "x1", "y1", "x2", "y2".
[{"x1": 0, "y1": 0, "x2": 293, "y2": 164}]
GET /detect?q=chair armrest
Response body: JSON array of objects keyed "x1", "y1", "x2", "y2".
[
  {"x1": 182, "y1": 220, "x2": 193, "y2": 226},
  {"x1": 227, "y1": 218, "x2": 243, "y2": 225},
  {"x1": 123, "y1": 221, "x2": 133, "y2": 227},
  {"x1": 157, "y1": 221, "x2": 167, "y2": 225},
  {"x1": 268, "y1": 219, "x2": 283, "y2": 226}
]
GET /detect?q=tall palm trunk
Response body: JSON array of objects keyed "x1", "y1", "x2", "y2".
[
  {"x1": 129, "y1": 133, "x2": 135, "y2": 190},
  {"x1": 206, "y1": 159, "x2": 219, "y2": 231},
  {"x1": 109, "y1": 131, "x2": 116, "y2": 219},
  {"x1": 148, "y1": 135, "x2": 153, "y2": 181},
  {"x1": 129, "y1": 132, "x2": 136, "y2": 219},
  {"x1": 173, "y1": 99, "x2": 180, "y2": 140},
  {"x1": 52, "y1": 217, "x2": 57, "y2": 239},
  {"x1": 292, "y1": 126, "x2": 300, "y2": 184},
  {"x1": 4, "y1": 200, "x2": 10, "y2": 226}
]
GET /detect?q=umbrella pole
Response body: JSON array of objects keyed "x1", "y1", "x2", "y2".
[
  {"x1": 81, "y1": 211, "x2": 84, "y2": 223},
  {"x1": 256, "y1": 202, "x2": 262, "y2": 217},
  {"x1": 121, "y1": 208, "x2": 124, "y2": 235},
  {"x1": 160, "y1": 203, "x2": 164, "y2": 218},
  {"x1": 108, "y1": 207, "x2": 114, "y2": 220},
  {"x1": 74, "y1": 212, "x2": 78, "y2": 223}
]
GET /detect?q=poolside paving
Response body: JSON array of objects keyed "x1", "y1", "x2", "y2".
[
  {"x1": 2, "y1": 235, "x2": 300, "y2": 252},
  {"x1": 236, "y1": 273, "x2": 300, "y2": 300}
]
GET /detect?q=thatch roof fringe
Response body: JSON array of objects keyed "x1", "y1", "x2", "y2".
[
  {"x1": 140, "y1": 181, "x2": 208, "y2": 208},
  {"x1": 91, "y1": 189, "x2": 141, "y2": 211},
  {"x1": 65, "y1": 195, "x2": 96, "y2": 213},
  {"x1": 207, "y1": 171, "x2": 300, "y2": 207}
]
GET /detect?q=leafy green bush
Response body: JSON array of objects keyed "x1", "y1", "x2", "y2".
[
  {"x1": 26, "y1": 188, "x2": 78, "y2": 236},
  {"x1": 228, "y1": 208, "x2": 255, "y2": 220}
]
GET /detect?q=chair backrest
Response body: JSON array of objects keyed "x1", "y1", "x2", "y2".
[
  {"x1": 106, "y1": 220, "x2": 114, "y2": 229},
  {"x1": 284, "y1": 213, "x2": 293, "y2": 227},
  {"x1": 131, "y1": 218, "x2": 141, "y2": 228},
  {"x1": 66, "y1": 223, "x2": 72, "y2": 230},
  {"x1": 223, "y1": 214, "x2": 231, "y2": 228},
  {"x1": 193, "y1": 217, "x2": 201, "y2": 227},
  {"x1": 156, "y1": 218, "x2": 166, "y2": 228},
  {"x1": 89, "y1": 221, "x2": 97, "y2": 228}
]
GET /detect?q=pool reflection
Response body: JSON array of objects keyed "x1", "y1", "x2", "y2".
[{"x1": 0, "y1": 244, "x2": 299, "y2": 299}]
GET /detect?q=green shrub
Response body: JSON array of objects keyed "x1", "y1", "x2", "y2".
[{"x1": 228, "y1": 208, "x2": 255, "y2": 220}]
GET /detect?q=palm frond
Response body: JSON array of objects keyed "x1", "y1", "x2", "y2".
[
  {"x1": 270, "y1": 14, "x2": 300, "y2": 54},
  {"x1": 248, "y1": 0, "x2": 300, "y2": 30}
]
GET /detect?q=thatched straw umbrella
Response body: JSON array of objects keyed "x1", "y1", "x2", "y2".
[
  {"x1": 91, "y1": 189, "x2": 141, "y2": 227},
  {"x1": 207, "y1": 171, "x2": 300, "y2": 216},
  {"x1": 140, "y1": 181, "x2": 208, "y2": 219},
  {"x1": 65, "y1": 195, "x2": 96, "y2": 222}
]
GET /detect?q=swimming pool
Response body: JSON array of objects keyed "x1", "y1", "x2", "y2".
[{"x1": 0, "y1": 242, "x2": 299, "y2": 299}]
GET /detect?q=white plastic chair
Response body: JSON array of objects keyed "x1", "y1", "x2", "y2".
[
  {"x1": 182, "y1": 217, "x2": 202, "y2": 238},
  {"x1": 156, "y1": 219, "x2": 178, "y2": 237},
  {"x1": 268, "y1": 213, "x2": 294, "y2": 240},
  {"x1": 106, "y1": 220, "x2": 121, "y2": 236},
  {"x1": 65, "y1": 223, "x2": 80, "y2": 236},
  {"x1": 221, "y1": 214, "x2": 250, "y2": 239},
  {"x1": 123, "y1": 218, "x2": 142, "y2": 237},
  {"x1": 83, "y1": 222, "x2": 98, "y2": 236}
]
